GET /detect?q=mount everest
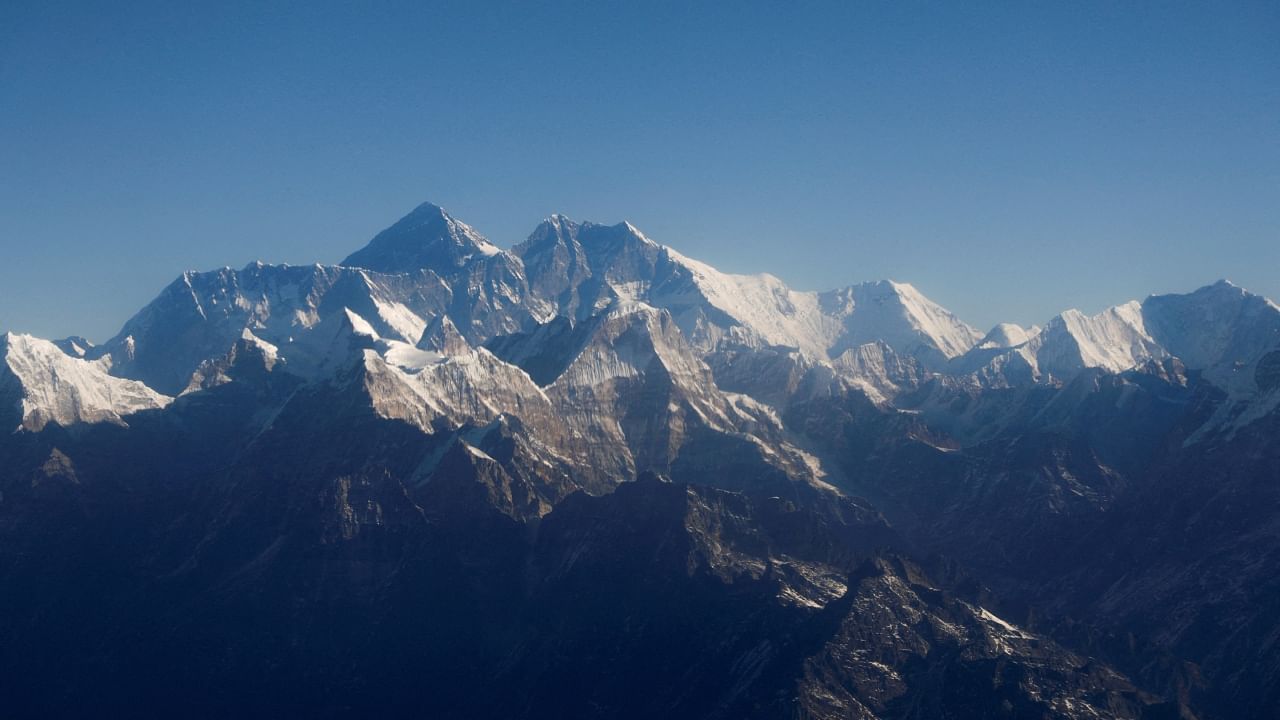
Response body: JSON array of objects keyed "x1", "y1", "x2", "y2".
[{"x1": 2, "y1": 200, "x2": 1279, "y2": 719}]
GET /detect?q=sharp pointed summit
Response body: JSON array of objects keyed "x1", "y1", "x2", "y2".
[
  {"x1": 5, "y1": 199, "x2": 1279, "y2": 720},
  {"x1": 341, "y1": 201, "x2": 500, "y2": 274}
]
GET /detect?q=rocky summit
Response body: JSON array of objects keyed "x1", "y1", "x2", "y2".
[{"x1": 3, "y1": 201, "x2": 1278, "y2": 718}]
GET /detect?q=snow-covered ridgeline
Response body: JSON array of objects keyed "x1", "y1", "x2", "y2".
[
  {"x1": 1, "y1": 332, "x2": 171, "y2": 431},
  {"x1": 7, "y1": 201, "x2": 1280, "y2": 436}
]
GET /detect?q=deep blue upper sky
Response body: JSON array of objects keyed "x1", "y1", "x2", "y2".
[{"x1": 2, "y1": 1, "x2": 1277, "y2": 341}]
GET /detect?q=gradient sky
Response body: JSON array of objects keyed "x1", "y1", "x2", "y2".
[{"x1": 2, "y1": 1, "x2": 1277, "y2": 342}]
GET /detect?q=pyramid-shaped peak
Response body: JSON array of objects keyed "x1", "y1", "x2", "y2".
[
  {"x1": 617, "y1": 220, "x2": 656, "y2": 243},
  {"x1": 1200, "y1": 278, "x2": 1249, "y2": 298},
  {"x1": 417, "y1": 315, "x2": 471, "y2": 355},
  {"x1": 821, "y1": 279, "x2": 981, "y2": 363},
  {"x1": 978, "y1": 322, "x2": 1035, "y2": 350},
  {"x1": 403, "y1": 200, "x2": 447, "y2": 218},
  {"x1": 341, "y1": 201, "x2": 499, "y2": 274},
  {"x1": 523, "y1": 214, "x2": 580, "y2": 243},
  {"x1": 620, "y1": 220, "x2": 648, "y2": 238}
]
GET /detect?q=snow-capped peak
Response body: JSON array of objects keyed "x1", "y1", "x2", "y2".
[
  {"x1": 620, "y1": 221, "x2": 657, "y2": 246},
  {"x1": 823, "y1": 280, "x2": 982, "y2": 368},
  {"x1": 1141, "y1": 280, "x2": 1280, "y2": 392},
  {"x1": 1, "y1": 332, "x2": 172, "y2": 431},
  {"x1": 1056, "y1": 302, "x2": 1162, "y2": 370},
  {"x1": 978, "y1": 323, "x2": 1036, "y2": 350},
  {"x1": 514, "y1": 216, "x2": 981, "y2": 368},
  {"x1": 341, "y1": 201, "x2": 501, "y2": 274},
  {"x1": 956, "y1": 281, "x2": 1280, "y2": 390},
  {"x1": 1020, "y1": 300, "x2": 1166, "y2": 380}
]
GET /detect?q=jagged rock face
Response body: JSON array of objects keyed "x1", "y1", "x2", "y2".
[
  {"x1": 184, "y1": 329, "x2": 282, "y2": 392},
  {"x1": 0, "y1": 383, "x2": 1138, "y2": 718},
  {"x1": 1032, "y1": 399, "x2": 1280, "y2": 717},
  {"x1": 96, "y1": 263, "x2": 453, "y2": 394},
  {"x1": 5, "y1": 200, "x2": 1280, "y2": 717},
  {"x1": 704, "y1": 343, "x2": 815, "y2": 409},
  {"x1": 789, "y1": 354, "x2": 1280, "y2": 718},
  {"x1": 831, "y1": 341, "x2": 928, "y2": 404},
  {"x1": 485, "y1": 304, "x2": 819, "y2": 493},
  {"x1": 417, "y1": 314, "x2": 471, "y2": 354},
  {"x1": 512, "y1": 480, "x2": 1170, "y2": 720},
  {"x1": 788, "y1": 561, "x2": 1172, "y2": 720},
  {"x1": 512, "y1": 214, "x2": 596, "y2": 316}
]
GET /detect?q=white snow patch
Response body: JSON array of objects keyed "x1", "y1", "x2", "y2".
[{"x1": 2, "y1": 333, "x2": 172, "y2": 431}]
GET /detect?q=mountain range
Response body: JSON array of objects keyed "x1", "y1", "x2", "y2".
[{"x1": 3, "y1": 200, "x2": 1278, "y2": 718}]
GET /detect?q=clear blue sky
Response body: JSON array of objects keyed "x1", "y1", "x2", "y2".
[{"x1": 2, "y1": 1, "x2": 1277, "y2": 342}]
